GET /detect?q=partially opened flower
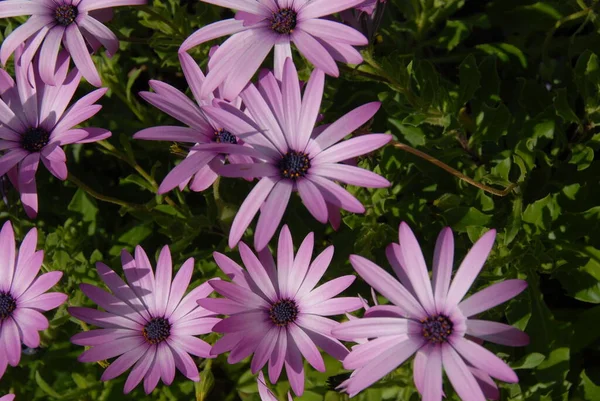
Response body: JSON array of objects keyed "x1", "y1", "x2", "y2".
[
  {"x1": 0, "y1": 48, "x2": 110, "y2": 218},
  {"x1": 200, "y1": 225, "x2": 362, "y2": 396},
  {"x1": 134, "y1": 52, "x2": 255, "y2": 194},
  {"x1": 180, "y1": 0, "x2": 368, "y2": 100},
  {"x1": 340, "y1": 0, "x2": 387, "y2": 42},
  {"x1": 258, "y1": 371, "x2": 293, "y2": 401},
  {"x1": 203, "y1": 58, "x2": 391, "y2": 250},
  {"x1": 0, "y1": 0, "x2": 146, "y2": 86},
  {"x1": 0, "y1": 221, "x2": 67, "y2": 380},
  {"x1": 69, "y1": 245, "x2": 219, "y2": 394},
  {"x1": 331, "y1": 223, "x2": 529, "y2": 399}
]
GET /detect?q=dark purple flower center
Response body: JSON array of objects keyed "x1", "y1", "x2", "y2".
[
  {"x1": 21, "y1": 127, "x2": 50, "y2": 153},
  {"x1": 278, "y1": 151, "x2": 310, "y2": 179},
  {"x1": 270, "y1": 8, "x2": 297, "y2": 34},
  {"x1": 269, "y1": 299, "x2": 298, "y2": 327},
  {"x1": 421, "y1": 314, "x2": 453, "y2": 344},
  {"x1": 214, "y1": 129, "x2": 237, "y2": 144},
  {"x1": 54, "y1": 4, "x2": 78, "y2": 26},
  {"x1": 143, "y1": 317, "x2": 171, "y2": 344},
  {"x1": 0, "y1": 292, "x2": 17, "y2": 321}
]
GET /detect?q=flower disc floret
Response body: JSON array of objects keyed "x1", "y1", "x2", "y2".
[
  {"x1": 214, "y1": 129, "x2": 238, "y2": 144},
  {"x1": 421, "y1": 314, "x2": 453, "y2": 344},
  {"x1": 54, "y1": 5, "x2": 78, "y2": 26},
  {"x1": 270, "y1": 9, "x2": 297, "y2": 34},
  {"x1": 269, "y1": 299, "x2": 298, "y2": 326},
  {"x1": 21, "y1": 127, "x2": 50, "y2": 153},
  {"x1": 0, "y1": 292, "x2": 17, "y2": 321},
  {"x1": 142, "y1": 317, "x2": 171, "y2": 344},
  {"x1": 279, "y1": 151, "x2": 310, "y2": 179}
]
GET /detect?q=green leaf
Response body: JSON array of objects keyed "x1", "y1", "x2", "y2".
[
  {"x1": 457, "y1": 54, "x2": 481, "y2": 108},
  {"x1": 388, "y1": 118, "x2": 426, "y2": 146},
  {"x1": 554, "y1": 88, "x2": 580, "y2": 124},
  {"x1": 67, "y1": 189, "x2": 98, "y2": 235},
  {"x1": 36, "y1": 371, "x2": 63, "y2": 398},
  {"x1": 117, "y1": 224, "x2": 153, "y2": 247},
  {"x1": 523, "y1": 194, "x2": 561, "y2": 231},
  {"x1": 569, "y1": 144, "x2": 594, "y2": 171},
  {"x1": 472, "y1": 103, "x2": 511, "y2": 143},
  {"x1": 512, "y1": 352, "x2": 546, "y2": 370},
  {"x1": 572, "y1": 305, "x2": 600, "y2": 352},
  {"x1": 444, "y1": 207, "x2": 492, "y2": 232},
  {"x1": 120, "y1": 174, "x2": 156, "y2": 192},
  {"x1": 437, "y1": 20, "x2": 470, "y2": 50}
]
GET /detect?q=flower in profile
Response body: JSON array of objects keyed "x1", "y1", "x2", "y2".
[
  {"x1": 180, "y1": 0, "x2": 368, "y2": 100},
  {"x1": 0, "y1": 0, "x2": 146, "y2": 86},
  {"x1": 0, "y1": 48, "x2": 110, "y2": 218},
  {"x1": 134, "y1": 52, "x2": 255, "y2": 194},
  {"x1": 332, "y1": 223, "x2": 529, "y2": 399},
  {"x1": 69, "y1": 245, "x2": 219, "y2": 394},
  {"x1": 201, "y1": 225, "x2": 362, "y2": 396},
  {"x1": 0, "y1": 221, "x2": 67, "y2": 380},
  {"x1": 203, "y1": 58, "x2": 391, "y2": 250},
  {"x1": 340, "y1": 0, "x2": 387, "y2": 42},
  {"x1": 258, "y1": 371, "x2": 293, "y2": 401},
  {"x1": 0, "y1": 395, "x2": 15, "y2": 401}
]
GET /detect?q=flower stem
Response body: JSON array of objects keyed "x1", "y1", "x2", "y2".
[
  {"x1": 67, "y1": 173, "x2": 147, "y2": 210},
  {"x1": 96, "y1": 140, "x2": 183, "y2": 211},
  {"x1": 392, "y1": 142, "x2": 517, "y2": 197}
]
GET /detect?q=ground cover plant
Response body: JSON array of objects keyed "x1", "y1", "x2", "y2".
[{"x1": 1, "y1": 0, "x2": 599, "y2": 400}]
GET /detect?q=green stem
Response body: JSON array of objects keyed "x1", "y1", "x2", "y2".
[
  {"x1": 542, "y1": 7, "x2": 594, "y2": 60},
  {"x1": 67, "y1": 172, "x2": 147, "y2": 209},
  {"x1": 96, "y1": 141, "x2": 185, "y2": 212}
]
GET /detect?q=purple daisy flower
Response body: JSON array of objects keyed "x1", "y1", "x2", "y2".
[
  {"x1": 179, "y1": 0, "x2": 369, "y2": 100},
  {"x1": 200, "y1": 225, "x2": 363, "y2": 396},
  {"x1": 0, "y1": 48, "x2": 110, "y2": 218},
  {"x1": 134, "y1": 52, "x2": 255, "y2": 194},
  {"x1": 258, "y1": 371, "x2": 293, "y2": 401},
  {"x1": 202, "y1": 58, "x2": 391, "y2": 250},
  {"x1": 69, "y1": 245, "x2": 220, "y2": 394},
  {"x1": 331, "y1": 223, "x2": 530, "y2": 399},
  {"x1": 0, "y1": 0, "x2": 146, "y2": 87},
  {"x1": 0, "y1": 221, "x2": 68, "y2": 380}
]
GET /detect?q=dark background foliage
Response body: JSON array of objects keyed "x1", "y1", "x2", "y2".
[{"x1": 1, "y1": 0, "x2": 600, "y2": 399}]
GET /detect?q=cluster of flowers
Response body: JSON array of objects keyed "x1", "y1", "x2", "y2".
[
  {"x1": 0, "y1": 0, "x2": 528, "y2": 400},
  {"x1": 0, "y1": 219, "x2": 528, "y2": 400}
]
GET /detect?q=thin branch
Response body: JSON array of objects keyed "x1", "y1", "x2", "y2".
[
  {"x1": 393, "y1": 142, "x2": 517, "y2": 197},
  {"x1": 67, "y1": 172, "x2": 147, "y2": 210}
]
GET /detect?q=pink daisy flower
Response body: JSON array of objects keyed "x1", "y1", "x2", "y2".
[
  {"x1": 0, "y1": 221, "x2": 68, "y2": 380},
  {"x1": 331, "y1": 223, "x2": 530, "y2": 399},
  {"x1": 0, "y1": 48, "x2": 110, "y2": 218},
  {"x1": 200, "y1": 225, "x2": 363, "y2": 396},
  {"x1": 69, "y1": 245, "x2": 220, "y2": 394},
  {"x1": 202, "y1": 58, "x2": 391, "y2": 250},
  {"x1": 134, "y1": 52, "x2": 255, "y2": 194},
  {"x1": 0, "y1": 395, "x2": 15, "y2": 401},
  {"x1": 179, "y1": 0, "x2": 369, "y2": 100},
  {"x1": 0, "y1": 0, "x2": 146, "y2": 87},
  {"x1": 258, "y1": 371, "x2": 293, "y2": 401}
]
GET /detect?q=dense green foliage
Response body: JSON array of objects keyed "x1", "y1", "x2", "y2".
[{"x1": 1, "y1": 0, "x2": 600, "y2": 400}]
